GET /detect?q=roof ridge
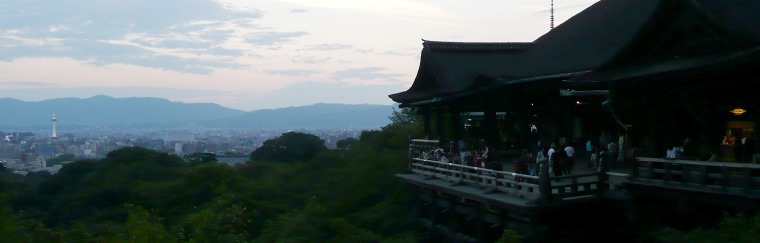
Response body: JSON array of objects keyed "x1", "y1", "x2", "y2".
[{"x1": 422, "y1": 40, "x2": 533, "y2": 51}]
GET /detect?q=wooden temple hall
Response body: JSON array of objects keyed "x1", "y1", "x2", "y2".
[
  {"x1": 390, "y1": 0, "x2": 760, "y2": 163},
  {"x1": 390, "y1": 0, "x2": 760, "y2": 241}
]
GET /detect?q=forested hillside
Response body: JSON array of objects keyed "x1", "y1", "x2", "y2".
[
  {"x1": 0, "y1": 122, "x2": 423, "y2": 242},
  {"x1": 2, "y1": 119, "x2": 758, "y2": 242}
]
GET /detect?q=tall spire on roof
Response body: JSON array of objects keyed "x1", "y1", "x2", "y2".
[{"x1": 550, "y1": 0, "x2": 555, "y2": 30}]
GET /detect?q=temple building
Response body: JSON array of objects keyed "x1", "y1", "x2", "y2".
[{"x1": 390, "y1": 0, "x2": 760, "y2": 162}]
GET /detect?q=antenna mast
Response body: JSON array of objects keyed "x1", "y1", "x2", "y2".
[{"x1": 550, "y1": 0, "x2": 555, "y2": 29}]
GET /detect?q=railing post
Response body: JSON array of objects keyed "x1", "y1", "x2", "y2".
[
  {"x1": 664, "y1": 162, "x2": 671, "y2": 182},
  {"x1": 598, "y1": 157, "x2": 609, "y2": 195},
  {"x1": 745, "y1": 167, "x2": 752, "y2": 192},
  {"x1": 630, "y1": 158, "x2": 639, "y2": 179},
  {"x1": 407, "y1": 137, "x2": 414, "y2": 173},
  {"x1": 721, "y1": 165, "x2": 729, "y2": 187},
  {"x1": 538, "y1": 159, "x2": 552, "y2": 201}
]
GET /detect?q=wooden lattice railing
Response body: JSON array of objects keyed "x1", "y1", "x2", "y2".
[
  {"x1": 632, "y1": 157, "x2": 760, "y2": 196},
  {"x1": 406, "y1": 138, "x2": 611, "y2": 202}
]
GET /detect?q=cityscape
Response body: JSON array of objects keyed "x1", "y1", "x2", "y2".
[{"x1": 0, "y1": 113, "x2": 366, "y2": 175}]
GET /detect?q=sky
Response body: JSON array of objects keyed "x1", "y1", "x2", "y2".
[{"x1": 0, "y1": 0, "x2": 598, "y2": 111}]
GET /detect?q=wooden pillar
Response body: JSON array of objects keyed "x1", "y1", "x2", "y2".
[
  {"x1": 422, "y1": 108, "x2": 432, "y2": 138},
  {"x1": 452, "y1": 108, "x2": 462, "y2": 154},
  {"x1": 436, "y1": 108, "x2": 445, "y2": 140},
  {"x1": 485, "y1": 109, "x2": 499, "y2": 150}
]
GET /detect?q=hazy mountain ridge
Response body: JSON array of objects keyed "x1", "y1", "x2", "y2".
[
  {"x1": 0, "y1": 95, "x2": 245, "y2": 126},
  {"x1": 205, "y1": 102, "x2": 396, "y2": 129},
  {"x1": 0, "y1": 96, "x2": 394, "y2": 129}
]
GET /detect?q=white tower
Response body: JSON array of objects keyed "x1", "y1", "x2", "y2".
[{"x1": 51, "y1": 113, "x2": 58, "y2": 142}]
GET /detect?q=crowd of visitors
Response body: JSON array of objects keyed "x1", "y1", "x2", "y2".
[{"x1": 414, "y1": 124, "x2": 639, "y2": 178}]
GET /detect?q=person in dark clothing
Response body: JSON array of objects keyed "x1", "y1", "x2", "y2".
[
  {"x1": 599, "y1": 131, "x2": 610, "y2": 152},
  {"x1": 529, "y1": 124, "x2": 540, "y2": 154},
  {"x1": 516, "y1": 150, "x2": 530, "y2": 174},
  {"x1": 551, "y1": 144, "x2": 565, "y2": 177},
  {"x1": 744, "y1": 135, "x2": 755, "y2": 163},
  {"x1": 736, "y1": 135, "x2": 746, "y2": 162}
]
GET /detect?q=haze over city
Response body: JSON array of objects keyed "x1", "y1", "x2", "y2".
[{"x1": 1, "y1": 0, "x2": 597, "y2": 111}]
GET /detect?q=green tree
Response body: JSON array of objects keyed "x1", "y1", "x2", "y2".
[
  {"x1": 496, "y1": 228, "x2": 524, "y2": 243},
  {"x1": 100, "y1": 204, "x2": 175, "y2": 242},
  {"x1": 654, "y1": 213, "x2": 760, "y2": 242},
  {"x1": 183, "y1": 152, "x2": 218, "y2": 164},
  {"x1": 388, "y1": 106, "x2": 417, "y2": 124},
  {"x1": 249, "y1": 132, "x2": 327, "y2": 162},
  {"x1": 46, "y1": 153, "x2": 75, "y2": 167},
  {"x1": 336, "y1": 137, "x2": 359, "y2": 151}
]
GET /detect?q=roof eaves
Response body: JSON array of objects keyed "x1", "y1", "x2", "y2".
[
  {"x1": 496, "y1": 71, "x2": 592, "y2": 86},
  {"x1": 422, "y1": 40, "x2": 534, "y2": 51}
]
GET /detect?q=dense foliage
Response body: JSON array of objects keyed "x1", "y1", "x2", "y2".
[
  {"x1": 0, "y1": 123, "x2": 423, "y2": 242},
  {"x1": 249, "y1": 132, "x2": 328, "y2": 162},
  {"x1": 3, "y1": 120, "x2": 754, "y2": 242}
]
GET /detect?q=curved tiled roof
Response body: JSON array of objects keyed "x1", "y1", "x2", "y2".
[
  {"x1": 390, "y1": 0, "x2": 660, "y2": 104},
  {"x1": 389, "y1": 0, "x2": 760, "y2": 106}
]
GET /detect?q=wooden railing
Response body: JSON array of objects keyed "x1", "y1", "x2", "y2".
[
  {"x1": 408, "y1": 158, "x2": 610, "y2": 201},
  {"x1": 410, "y1": 158, "x2": 543, "y2": 200},
  {"x1": 549, "y1": 172, "x2": 606, "y2": 199},
  {"x1": 632, "y1": 157, "x2": 760, "y2": 196}
]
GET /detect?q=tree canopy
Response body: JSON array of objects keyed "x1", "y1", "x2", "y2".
[
  {"x1": 0, "y1": 123, "x2": 424, "y2": 242},
  {"x1": 249, "y1": 131, "x2": 327, "y2": 162}
]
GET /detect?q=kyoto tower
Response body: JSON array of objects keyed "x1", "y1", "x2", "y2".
[{"x1": 51, "y1": 113, "x2": 58, "y2": 142}]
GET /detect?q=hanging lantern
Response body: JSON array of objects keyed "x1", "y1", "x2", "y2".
[{"x1": 730, "y1": 108, "x2": 747, "y2": 116}]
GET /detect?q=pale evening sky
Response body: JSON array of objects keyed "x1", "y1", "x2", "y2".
[{"x1": 0, "y1": 0, "x2": 598, "y2": 111}]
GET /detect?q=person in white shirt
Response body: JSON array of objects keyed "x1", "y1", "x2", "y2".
[
  {"x1": 564, "y1": 144, "x2": 576, "y2": 175},
  {"x1": 547, "y1": 143, "x2": 557, "y2": 176}
]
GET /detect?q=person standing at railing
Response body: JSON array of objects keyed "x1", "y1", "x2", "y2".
[
  {"x1": 599, "y1": 130, "x2": 610, "y2": 152},
  {"x1": 516, "y1": 150, "x2": 530, "y2": 178},
  {"x1": 564, "y1": 143, "x2": 575, "y2": 175},
  {"x1": 536, "y1": 144, "x2": 547, "y2": 175},
  {"x1": 548, "y1": 143, "x2": 558, "y2": 176},
  {"x1": 475, "y1": 152, "x2": 484, "y2": 168},
  {"x1": 464, "y1": 150, "x2": 475, "y2": 166},
  {"x1": 744, "y1": 135, "x2": 755, "y2": 163},
  {"x1": 607, "y1": 139, "x2": 618, "y2": 167},
  {"x1": 589, "y1": 147, "x2": 598, "y2": 169},
  {"x1": 529, "y1": 124, "x2": 540, "y2": 154}
]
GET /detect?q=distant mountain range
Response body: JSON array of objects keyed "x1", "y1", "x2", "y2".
[{"x1": 0, "y1": 96, "x2": 395, "y2": 130}]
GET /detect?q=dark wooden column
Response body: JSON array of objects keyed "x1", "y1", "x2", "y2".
[
  {"x1": 451, "y1": 107, "x2": 462, "y2": 154},
  {"x1": 436, "y1": 108, "x2": 445, "y2": 140},
  {"x1": 484, "y1": 109, "x2": 499, "y2": 150},
  {"x1": 422, "y1": 107, "x2": 432, "y2": 138}
]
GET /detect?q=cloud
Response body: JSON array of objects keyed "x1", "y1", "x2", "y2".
[
  {"x1": 292, "y1": 56, "x2": 331, "y2": 64},
  {"x1": 332, "y1": 67, "x2": 405, "y2": 81},
  {"x1": 355, "y1": 49, "x2": 374, "y2": 54},
  {"x1": 33, "y1": 39, "x2": 246, "y2": 74},
  {"x1": 381, "y1": 50, "x2": 414, "y2": 56},
  {"x1": 1, "y1": 81, "x2": 50, "y2": 87},
  {"x1": 0, "y1": 0, "x2": 262, "y2": 73},
  {"x1": 247, "y1": 81, "x2": 402, "y2": 109},
  {"x1": 290, "y1": 8, "x2": 308, "y2": 13},
  {"x1": 299, "y1": 43, "x2": 353, "y2": 51},
  {"x1": 265, "y1": 69, "x2": 317, "y2": 76},
  {"x1": 275, "y1": 0, "x2": 456, "y2": 23},
  {"x1": 246, "y1": 31, "x2": 309, "y2": 45}
]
